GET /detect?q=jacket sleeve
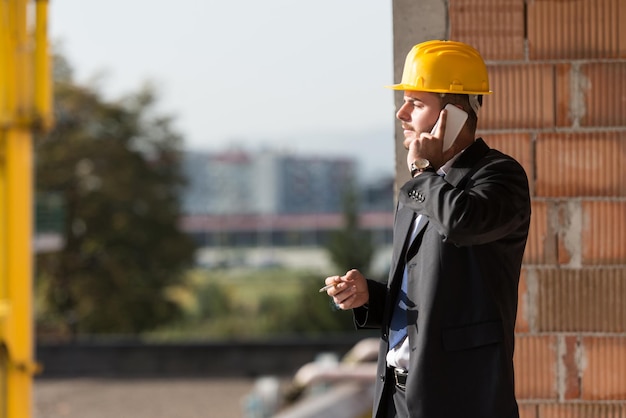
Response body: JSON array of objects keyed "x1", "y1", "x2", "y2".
[
  {"x1": 353, "y1": 278, "x2": 388, "y2": 329},
  {"x1": 398, "y1": 153, "x2": 530, "y2": 247}
]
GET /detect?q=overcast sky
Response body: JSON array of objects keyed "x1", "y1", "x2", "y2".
[{"x1": 50, "y1": 0, "x2": 396, "y2": 177}]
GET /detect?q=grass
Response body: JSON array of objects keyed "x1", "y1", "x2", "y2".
[{"x1": 145, "y1": 267, "x2": 347, "y2": 342}]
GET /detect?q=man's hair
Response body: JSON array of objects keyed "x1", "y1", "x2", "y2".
[{"x1": 439, "y1": 94, "x2": 482, "y2": 133}]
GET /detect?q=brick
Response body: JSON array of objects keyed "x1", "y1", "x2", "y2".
[
  {"x1": 528, "y1": 0, "x2": 626, "y2": 59},
  {"x1": 581, "y1": 201, "x2": 626, "y2": 264},
  {"x1": 580, "y1": 336, "x2": 626, "y2": 400},
  {"x1": 523, "y1": 200, "x2": 557, "y2": 265},
  {"x1": 535, "y1": 268, "x2": 626, "y2": 333},
  {"x1": 449, "y1": 0, "x2": 525, "y2": 60},
  {"x1": 555, "y1": 201, "x2": 579, "y2": 266},
  {"x1": 555, "y1": 64, "x2": 572, "y2": 127},
  {"x1": 516, "y1": 269, "x2": 530, "y2": 333},
  {"x1": 579, "y1": 62, "x2": 626, "y2": 127},
  {"x1": 482, "y1": 64, "x2": 555, "y2": 130},
  {"x1": 621, "y1": 1, "x2": 626, "y2": 58},
  {"x1": 539, "y1": 403, "x2": 626, "y2": 418},
  {"x1": 556, "y1": 63, "x2": 626, "y2": 127},
  {"x1": 519, "y1": 403, "x2": 538, "y2": 418},
  {"x1": 514, "y1": 335, "x2": 558, "y2": 400},
  {"x1": 561, "y1": 336, "x2": 581, "y2": 400},
  {"x1": 536, "y1": 132, "x2": 626, "y2": 197}
]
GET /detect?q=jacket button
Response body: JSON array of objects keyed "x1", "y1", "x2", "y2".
[
  {"x1": 379, "y1": 374, "x2": 385, "y2": 382},
  {"x1": 408, "y1": 189, "x2": 425, "y2": 202}
]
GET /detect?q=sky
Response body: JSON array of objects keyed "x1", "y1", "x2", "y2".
[{"x1": 49, "y1": 0, "x2": 397, "y2": 178}]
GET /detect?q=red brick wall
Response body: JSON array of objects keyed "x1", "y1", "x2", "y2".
[{"x1": 449, "y1": 0, "x2": 626, "y2": 414}]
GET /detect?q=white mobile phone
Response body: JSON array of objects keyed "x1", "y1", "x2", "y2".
[{"x1": 431, "y1": 104, "x2": 468, "y2": 152}]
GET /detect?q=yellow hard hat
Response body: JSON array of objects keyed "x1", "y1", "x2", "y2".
[{"x1": 386, "y1": 40, "x2": 492, "y2": 95}]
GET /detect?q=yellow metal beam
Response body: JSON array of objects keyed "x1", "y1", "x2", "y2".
[
  {"x1": 3, "y1": 127, "x2": 35, "y2": 418},
  {"x1": 34, "y1": 0, "x2": 53, "y2": 130},
  {"x1": 0, "y1": 1, "x2": 52, "y2": 417}
]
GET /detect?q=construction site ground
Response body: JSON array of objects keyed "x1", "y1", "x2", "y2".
[{"x1": 34, "y1": 377, "x2": 256, "y2": 418}]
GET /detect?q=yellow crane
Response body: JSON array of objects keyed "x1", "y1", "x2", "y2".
[{"x1": 0, "y1": 0, "x2": 52, "y2": 417}]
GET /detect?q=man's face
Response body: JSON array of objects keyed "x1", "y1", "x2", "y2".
[{"x1": 396, "y1": 91, "x2": 441, "y2": 150}]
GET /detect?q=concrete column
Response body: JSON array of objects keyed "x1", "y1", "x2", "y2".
[{"x1": 391, "y1": 0, "x2": 448, "y2": 187}]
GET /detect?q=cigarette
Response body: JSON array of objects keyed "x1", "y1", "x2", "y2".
[{"x1": 318, "y1": 283, "x2": 337, "y2": 293}]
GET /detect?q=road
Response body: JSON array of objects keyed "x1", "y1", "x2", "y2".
[{"x1": 34, "y1": 378, "x2": 257, "y2": 418}]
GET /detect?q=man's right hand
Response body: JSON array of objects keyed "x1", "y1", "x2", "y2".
[{"x1": 323, "y1": 269, "x2": 369, "y2": 310}]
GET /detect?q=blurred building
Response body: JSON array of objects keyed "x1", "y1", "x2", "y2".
[
  {"x1": 182, "y1": 149, "x2": 368, "y2": 216},
  {"x1": 180, "y1": 148, "x2": 394, "y2": 271}
]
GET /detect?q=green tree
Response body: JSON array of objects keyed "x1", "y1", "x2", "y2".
[
  {"x1": 325, "y1": 184, "x2": 375, "y2": 276},
  {"x1": 35, "y1": 55, "x2": 196, "y2": 334}
]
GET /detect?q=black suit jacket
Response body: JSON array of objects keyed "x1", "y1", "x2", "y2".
[{"x1": 355, "y1": 138, "x2": 531, "y2": 418}]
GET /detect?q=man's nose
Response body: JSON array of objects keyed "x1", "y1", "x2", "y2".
[{"x1": 396, "y1": 103, "x2": 410, "y2": 121}]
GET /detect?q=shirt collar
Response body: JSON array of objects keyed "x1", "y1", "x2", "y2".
[
  {"x1": 438, "y1": 151, "x2": 462, "y2": 177},
  {"x1": 437, "y1": 140, "x2": 475, "y2": 176}
]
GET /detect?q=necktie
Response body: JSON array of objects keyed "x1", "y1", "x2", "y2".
[
  {"x1": 388, "y1": 215, "x2": 423, "y2": 348},
  {"x1": 388, "y1": 266, "x2": 410, "y2": 348}
]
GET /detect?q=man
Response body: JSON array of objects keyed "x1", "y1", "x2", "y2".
[{"x1": 323, "y1": 40, "x2": 531, "y2": 418}]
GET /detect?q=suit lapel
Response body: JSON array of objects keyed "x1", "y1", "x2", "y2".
[
  {"x1": 389, "y1": 204, "x2": 414, "y2": 279},
  {"x1": 406, "y1": 214, "x2": 428, "y2": 258},
  {"x1": 389, "y1": 205, "x2": 429, "y2": 285}
]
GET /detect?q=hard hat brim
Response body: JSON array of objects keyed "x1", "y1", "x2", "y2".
[{"x1": 384, "y1": 83, "x2": 492, "y2": 95}]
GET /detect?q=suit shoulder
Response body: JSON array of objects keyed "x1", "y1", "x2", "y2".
[{"x1": 482, "y1": 147, "x2": 527, "y2": 174}]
